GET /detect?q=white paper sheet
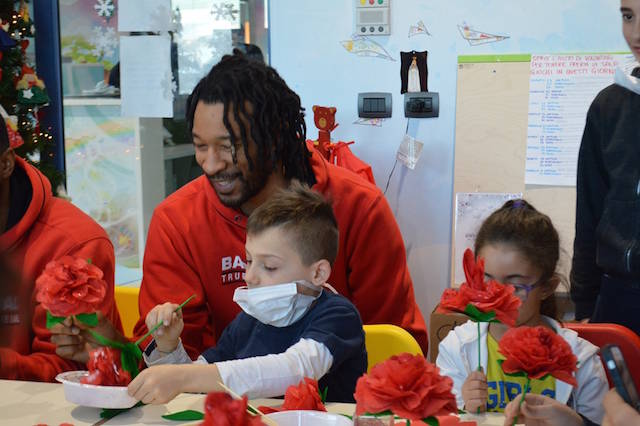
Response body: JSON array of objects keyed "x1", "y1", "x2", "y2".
[
  {"x1": 453, "y1": 193, "x2": 522, "y2": 287},
  {"x1": 120, "y1": 35, "x2": 174, "y2": 118},
  {"x1": 118, "y1": 0, "x2": 173, "y2": 32},
  {"x1": 525, "y1": 54, "x2": 629, "y2": 186}
]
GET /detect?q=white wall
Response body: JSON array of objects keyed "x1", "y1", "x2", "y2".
[{"x1": 269, "y1": 0, "x2": 628, "y2": 322}]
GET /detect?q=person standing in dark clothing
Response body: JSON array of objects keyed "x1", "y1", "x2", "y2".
[{"x1": 571, "y1": 0, "x2": 640, "y2": 334}]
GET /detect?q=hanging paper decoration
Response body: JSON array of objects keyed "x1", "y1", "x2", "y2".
[{"x1": 94, "y1": 0, "x2": 116, "y2": 21}]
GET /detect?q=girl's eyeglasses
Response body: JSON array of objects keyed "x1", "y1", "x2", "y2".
[{"x1": 509, "y1": 278, "x2": 545, "y2": 299}]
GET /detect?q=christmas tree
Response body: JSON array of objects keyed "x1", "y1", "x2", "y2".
[{"x1": 0, "y1": 0, "x2": 63, "y2": 193}]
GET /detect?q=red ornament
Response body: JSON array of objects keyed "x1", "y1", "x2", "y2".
[
  {"x1": 81, "y1": 347, "x2": 132, "y2": 386},
  {"x1": 35, "y1": 256, "x2": 108, "y2": 317},
  {"x1": 438, "y1": 248, "x2": 521, "y2": 327},
  {"x1": 259, "y1": 378, "x2": 327, "y2": 414},
  {"x1": 498, "y1": 326, "x2": 578, "y2": 386},
  {"x1": 202, "y1": 392, "x2": 266, "y2": 426},
  {"x1": 354, "y1": 353, "x2": 457, "y2": 420}
]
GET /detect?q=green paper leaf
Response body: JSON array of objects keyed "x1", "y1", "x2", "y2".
[
  {"x1": 321, "y1": 386, "x2": 328, "y2": 404},
  {"x1": 363, "y1": 411, "x2": 394, "y2": 417},
  {"x1": 424, "y1": 417, "x2": 439, "y2": 426},
  {"x1": 464, "y1": 304, "x2": 496, "y2": 322},
  {"x1": 46, "y1": 311, "x2": 66, "y2": 329},
  {"x1": 100, "y1": 401, "x2": 144, "y2": 419},
  {"x1": 75, "y1": 312, "x2": 98, "y2": 327},
  {"x1": 247, "y1": 405, "x2": 258, "y2": 415},
  {"x1": 162, "y1": 409, "x2": 204, "y2": 421},
  {"x1": 120, "y1": 343, "x2": 142, "y2": 379},
  {"x1": 497, "y1": 360, "x2": 535, "y2": 378}
]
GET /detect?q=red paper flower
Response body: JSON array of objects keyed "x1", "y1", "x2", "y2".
[
  {"x1": 438, "y1": 249, "x2": 521, "y2": 326},
  {"x1": 81, "y1": 347, "x2": 131, "y2": 386},
  {"x1": 498, "y1": 326, "x2": 577, "y2": 386},
  {"x1": 354, "y1": 353, "x2": 457, "y2": 420},
  {"x1": 35, "y1": 256, "x2": 107, "y2": 317},
  {"x1": 202, "y1": 392, "x2": 265, "y2": 426},
  {"x1": 259, "y1": 378, "x2": 327, "y2": 414}
]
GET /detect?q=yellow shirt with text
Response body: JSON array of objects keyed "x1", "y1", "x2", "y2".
[{"x1": 485, "y1": 332, "x2": 556, "y2": 412}]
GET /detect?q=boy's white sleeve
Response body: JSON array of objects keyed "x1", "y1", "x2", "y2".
[
  {"x1": 215, "y1": 338, "x2": 334, "y2": 399},
  {"x1": 143, "y1": 339, "x2": 193, "y2": 366},
  {"x1": 436, "y1": 332, "x2": 468, "y2": 409}
]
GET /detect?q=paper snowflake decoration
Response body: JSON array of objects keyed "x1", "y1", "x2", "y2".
[
  {"x1": 211, "y1": 2, "x2": 238, "y2": 22},
  {"x1": 94, "y1": 0, "x2": 115, "y2": 20},
  {"x1": 161, "y1": 71, "x2": 177, "y2": 101},
  {"x1": 90, "y1": 26, "x2": 117, "y2": 59}
]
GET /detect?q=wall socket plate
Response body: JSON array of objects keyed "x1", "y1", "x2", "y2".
[{"x1": 404, "y1": 92, "x2": 439, "y2": 118}]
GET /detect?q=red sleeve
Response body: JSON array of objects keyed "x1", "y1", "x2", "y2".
[
  {"x1": 346, "y1": 194, "x2": 429, "y2": 352},
  {"x1": 134, "y1": 209, "x2": 214, "y2": 359},
  {"x1": 0, "y1": 238, "x2": 122, "y2": 382}
]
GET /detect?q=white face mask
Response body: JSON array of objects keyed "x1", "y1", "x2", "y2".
[
  {"x1": 233, "y1": 281, "x2": 321, "y2": 327},
  {"x1": 614, "y1": 63, "x2": 640, "y2": 95}
]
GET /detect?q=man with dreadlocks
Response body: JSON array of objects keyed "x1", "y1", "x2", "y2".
[
  {"x1": 140, "y1": 53, "x2": 426, "y2": 354},
  {"x1": 0, "y1": 117, "x2": 121, "y2": 381},
  {"x1": 51, "y1": 53, "x2": 427, "y2": 364}
]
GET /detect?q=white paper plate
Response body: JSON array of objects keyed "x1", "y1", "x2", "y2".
[
  {"x1": 266, "y1": 410, "x2": 353, "y2": 426},
  {"x1": 55, "y1": 370, "x2": 138, "y2": 409}
]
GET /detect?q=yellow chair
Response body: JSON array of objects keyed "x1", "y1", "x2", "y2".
[
  {"x1": 363, "y1": 324, "x2": 424, "y2": 371},
  {"x1": 114, "y1": 286, "x2": 140, "y2": 338}
]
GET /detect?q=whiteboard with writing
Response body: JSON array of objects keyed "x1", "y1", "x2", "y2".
[{"x1": 525, "y1": 53, "x2": 632, "y2": 186}]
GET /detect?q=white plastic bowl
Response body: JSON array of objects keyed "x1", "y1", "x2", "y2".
[
  {"x1": 55, "y1": 370, "x2": 138, "y2": 409},
  {"x1": 266, "y1": 410, "x2": 353, "y2": 426}
]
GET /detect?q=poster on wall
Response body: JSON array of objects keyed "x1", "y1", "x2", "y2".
[
  {"x1": 525, "y1": 53, "x2": 632, "y2": 186},
  {"x1": 118, "y1": 0, "x2": 172, "y2": 32},
  {"x1": 120, "y1": 35, "x2": 174, "y2": 117},
  {"x1": 59, "y1": 0, "x2": 119, "y2": 97},
  {"x1": 64, "y1": 106, "x2": 143, "y2": 284},
  {"x1": 453, "y1": 192, "x2": 521, "y2": 287}
]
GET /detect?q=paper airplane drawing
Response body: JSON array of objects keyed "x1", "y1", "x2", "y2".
[
  {"x1": 408, "y1": 20, "x2": 431, "y2": 37},
  {"x1": 341, "y1": 35, "x2": 395, "y2": 61},
  {"x1": 458, "y1": 24, "x2": 509, "y2": 46},
  {"x1": 353, "y1": 117, "x2": 385, "y2": 127}
]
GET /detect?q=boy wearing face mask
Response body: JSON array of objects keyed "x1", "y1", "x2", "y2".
[{"x1": 127, "y1": 182, "x2": 367, "y2": 404}]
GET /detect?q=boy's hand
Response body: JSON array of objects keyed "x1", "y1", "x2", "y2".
[
  {"x1": 462, "y1": 370, "x2": 488, "y2": 413},
  {"x1": 128, "y1": 364, "x2": 187, "y2": 404},
  {"x1": 146, "y1": 303, "x2": 183, "y2": 353},
  {"x1": 503, "y1": 393, "x2": 584, "y2": 426}
]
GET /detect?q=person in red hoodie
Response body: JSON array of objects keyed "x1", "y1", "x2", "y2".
[
  {"x1": 0, "y1": 118, "x2": 121, "y2": 381},
  {"x1": 54, "y1": 52, "x2": 428, "y2": 362}
]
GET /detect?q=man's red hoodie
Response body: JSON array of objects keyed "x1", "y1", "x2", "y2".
[
  {"x1": 0, "y1": 157, "x2": 121, "y2": 381},
  {"x1": 136, "y1": 148, "x2": 428, "y2": 357}
]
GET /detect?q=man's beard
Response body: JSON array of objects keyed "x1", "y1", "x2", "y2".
[{"x1": 208, "y1": 166, "x2": 270, "y2": 209}]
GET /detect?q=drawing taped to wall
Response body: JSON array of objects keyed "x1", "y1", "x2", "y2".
[
  {"x1": 353, "y1": 117, "x2": 385, "y2": 126},
  {"x1": 408, "y1": 20, "x2": 431, "y2": 37},
  {"x1": 341, "y1": 34, "x2": 395, "y2": 61},
  {"x1": 458, "y1": 23, "x2": 509, "y2": 46}
]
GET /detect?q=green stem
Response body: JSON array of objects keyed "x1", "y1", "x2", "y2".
[
  {"x1": 477, "y1": 320, "x2": 482, "y2": 414},
  {"x1": 477, "y1": 321, "x2": 482, "y2": 371},
  {"x1": 134, "y1": 294, "x2": 196, "y2": 346},
  {"x1": 513, "y1": 376, "x2": 530, "y2": 426}
]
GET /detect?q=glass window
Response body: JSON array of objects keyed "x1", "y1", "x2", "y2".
[{"x1": 58, "y1": 0, "x2": 269, "y2": 284}]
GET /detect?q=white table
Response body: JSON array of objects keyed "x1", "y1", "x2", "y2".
[{"x1": 1, "y1": 379, "x2": 505, "y2": 425}]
